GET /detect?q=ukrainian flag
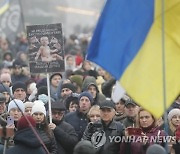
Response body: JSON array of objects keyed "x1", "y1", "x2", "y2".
[
  {"x1": 87, "y1": 0, "x2": 180, "y2": 118},
  {"x1": 0, "y1": 0, "x2": 9, "y2": 15}
]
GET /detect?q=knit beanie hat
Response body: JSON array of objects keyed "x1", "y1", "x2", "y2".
[
  {"x1": 12, "y1": 81, "x2": 27, "y2": 93},
  {"x1": 17, "y1": 116, "x2": 36, "y2": 131},
  {"x1": 37, "y1": 86, "x2": 48, "y2": 96},
  {"x1": 69, "y1": 75, "x2": 83, "y2": 89},
  {"x1": 146, "y1": 144, "x2": 166, "y2": 154},
  {"x1": 61, "y1": 83, "x2": 76, "y2": 92},
  {"x1": 78, "y1": 91, "x2": 93, "y2": 104},
  {"x1": 168, "y1": 108, "x2": 180, "y2": 121},
  {"x1": 0, "y1": 83, "x2": 10, "y2": 93},
  {"x1": 73, "y1": 140, "x2": 96, "y2": 154},
  {"x1": 31, "y1": 101, "x2": 46, "y2": 116},
  {"x1": 8, "y1": 99, "x2": 25, "y2": 113}
]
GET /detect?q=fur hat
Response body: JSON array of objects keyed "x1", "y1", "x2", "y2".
[
  {"x1": 78, "y1": 92, "x2": 93, "y2": 104},
  {"x1": 31, "y1": 101, "x2": 46, "y2": 116},
  {"x1": 12, "y1": 81, "x2": 26, "y2": 93},
  {"x1": 8, "y1": 99, "x2": 25, "y2": 113},
  {"x1": 17, "y1": 116, "x2": 36, "y2": 131},
  {"x1": 168, "y1": 108, "x2": 180, "y2": 121}
]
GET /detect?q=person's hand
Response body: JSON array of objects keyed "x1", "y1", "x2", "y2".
[{"x1": 49, "y1": 123, "x2": 56, "y2": 130}]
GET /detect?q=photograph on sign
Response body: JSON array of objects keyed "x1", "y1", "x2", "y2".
[{"x1": 27, "y1": 23, "x2": 65, "y2": 73}]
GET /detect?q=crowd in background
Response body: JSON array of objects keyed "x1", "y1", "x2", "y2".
[{"x1": 0, "y1": 32, "x2": 179, "y2": 154}]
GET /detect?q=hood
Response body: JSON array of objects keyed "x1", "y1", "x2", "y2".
[
  {"x1": 14, "y1": 128, "x2": 42, "y2": 148},
  {"x1": 82, "y1": 76, "x2": 97, "y2": 91}
]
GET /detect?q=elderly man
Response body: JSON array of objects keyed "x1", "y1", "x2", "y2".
[
  {"x1": 82, "y1": 100, "x2": 124, "y2": 154},
  {"x1": 49, "y1": 102, "x2": 78, "y2": 154}
]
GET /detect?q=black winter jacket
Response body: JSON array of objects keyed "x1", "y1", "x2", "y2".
[{"x1": 6, "y1": 128, "x2": 46, "y2": 154}]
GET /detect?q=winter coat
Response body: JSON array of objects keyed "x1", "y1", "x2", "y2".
[
  {"x1": 65, "y1": 110, "x2": 89, "y2": 140},
  {"x1": 36, "y1": 123, "x2": 58, "y2": 154},
  {"x1": 83, "y1": 120, "x2": 124, "y2": 154},
  {"x1": 120, "y1": 126, "x2": 166, "y2": 154},
  {"x1": 52, "y1": 119, "x2": 78, "y2": 154},
  {"x1": 6, "y1": 128, "x2": 46, "y2": 154},
  {"x1": 96, "y1": 120, "x2": 124, "y2": 154}
]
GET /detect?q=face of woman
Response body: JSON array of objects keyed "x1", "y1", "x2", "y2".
[
  {"x1": 171, "y1": 115, "x2": 180, "y2": 127},
  {"x1": 89, "y1": 110, "x2": 101, "y2": 123},
  {"x1": 139, "y1": 110, "x2": 154, "y2": 128},
  {"x1": 32, "y1": 112, "x2": 45, "y2": 124}
]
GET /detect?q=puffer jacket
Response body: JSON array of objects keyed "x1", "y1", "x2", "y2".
[{"x1": 36, "y1": 123, "x2": 58, "y2": 154}]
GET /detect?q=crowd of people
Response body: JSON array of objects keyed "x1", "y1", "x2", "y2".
[{"x1": 0, "y1": 32, "x2": 179, "y2": 154}]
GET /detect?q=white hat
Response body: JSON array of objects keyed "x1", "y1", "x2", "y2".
[
  {"x1": 8, "y1": 99, "x2": 25, "y2": 113},
  {"x1": 31, "y1": 101, "x2": 46, "y2": 116},
  {"x1": 168, "y1": 108, "x2": 180, "y2": 121}
]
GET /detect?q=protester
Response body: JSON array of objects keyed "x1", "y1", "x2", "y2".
[
  {"x1": 31, "y1": 102, "x2": 58, "y2": 154},
  {"x1": 120, "y1": 108, "x2": 166, "y2": 154},
  {"x1": 83, "y1": 100, "x2": 124, "y2": 154},
  {"x1": 122, "y1": 99, "x2": 138, "y2": 128},
  {"x1": 73, "y1": 140, "x2": 96, "y2": 154},
  {"x1": 12, "y1": 81, "x2": 27, "y2": 102},
  {"x1": 65, "y1": 91, "x2": 93, "y2": 140},
  {"x1": 49, "y1": 102, "x2": 78, "y2": 154},
  {"x1": 6, "y1": 116, "x2": 46, "y2": 154}
]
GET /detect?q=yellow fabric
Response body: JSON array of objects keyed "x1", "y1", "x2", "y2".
[{"x1": 120, "y1": 0, "x2": 180, "y2": 118}]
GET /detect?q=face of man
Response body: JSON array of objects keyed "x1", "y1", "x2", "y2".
[
  {"x1": 125, "y1": 104, "x2": 137, "y2": 118},
  {"x1": 100, "y1": 108, "x2": 115, "y2": 124},
  {"x1": 79, "y1": 96, "x2": 91, "y2": 113},
  {"x1": 52, "y1": 109, "x2": 65, "y2": 121},
  {"x1": 88, "y1": 85, "x2": 97, "y2": 99},
  {"x1": 61, "y1": 88, "x2": 72, "y2": 98},
  {"x1": 13, "y1": 67, "x2": 22, "y2": 75},
  {"x1": 115, "y1": 100, "x2": 125, "y2": 114},
  {"x1": 13, "y1": 88, "x2": 26, "y2": 101},
  {"x1": 0, "y1": 102, "x2": 6, "y2": 114}
]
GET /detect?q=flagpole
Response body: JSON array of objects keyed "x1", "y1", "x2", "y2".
[{"x1": 47, "y1": 73, "x2": 52, "y2": 123}]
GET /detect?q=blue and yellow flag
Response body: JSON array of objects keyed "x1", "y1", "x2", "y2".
[{"x1": 87, "y1": 0, "x2": 180, "y2": 118}]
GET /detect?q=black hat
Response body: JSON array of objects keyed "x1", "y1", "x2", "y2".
[
  {"x1": 37, "y1": 86, "x2": 48, "y2": 96},
  {"x1": 0, "y1": 93, "x2": 6, "y2": 103},
  {"x1": 125, "y1": 99, "x2": 136, "y2": 107},
  {"x1": 51, "y1": 102, "x2": 66, "y2": 111},
  {"x1": 61, "y1": 83, "x2": 76, "y2": 93},
  {"x1": 64, "y1": 93, "x2": 79, "y2": 109},
  {"x1": 100, "y1": 100, "x2": 115, "y2": 109},
  {"x1": 12, "y1": 81, "x2": 26, "y2": 93},
  {"x1": 12, "y1": 59, "x2": 24, "y2": 68}
]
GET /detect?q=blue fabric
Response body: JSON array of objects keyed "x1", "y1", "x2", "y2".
[{"x1": 87, "y1": 0, "x2": 154, "y2": 79}]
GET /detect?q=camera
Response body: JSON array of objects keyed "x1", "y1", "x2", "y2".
[{"x1": 88, "y1": 121, "x2": 103, "y2": 133}]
